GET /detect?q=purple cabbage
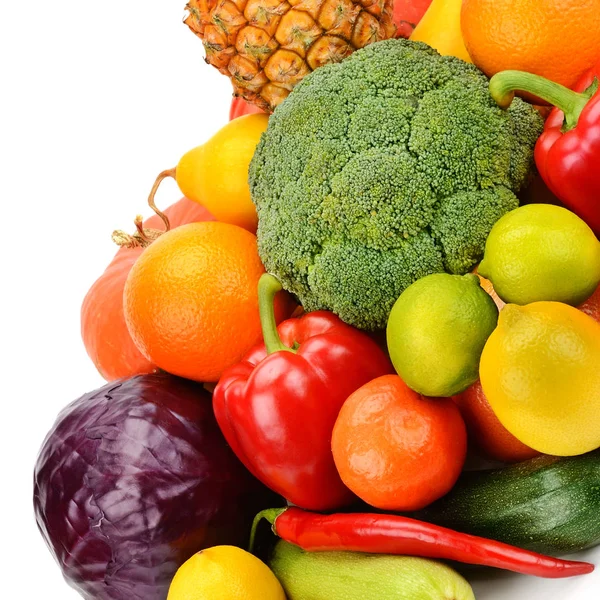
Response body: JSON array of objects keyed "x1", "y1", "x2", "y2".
[{"x1": 33, "y1": 373, "x2": 277, "y2": 599}]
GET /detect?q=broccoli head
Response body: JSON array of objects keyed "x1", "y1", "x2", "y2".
[{"x1": 249, "y1": 39, "x2": 543, "y2": 330}]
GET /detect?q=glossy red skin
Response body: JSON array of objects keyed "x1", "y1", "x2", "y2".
[
  {"x1": 393, "y1": 0, "x2": 432, "y2": 38},
  {"x1": 271, "y1": 507, "x2": 594, "y2": 578},
  {"x1": 229, "y1": 97, "x2": 266, "y2": 120},
  {"x1": 535, "y1": 62, "x2": 600, "y2": 236},
  {"x1": 213, "y1": 311, "x2": 394, "y2": 511}
]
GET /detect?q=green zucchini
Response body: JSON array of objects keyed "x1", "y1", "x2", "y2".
[{"x1": 415, "y1": 450, "x2": 600, "y2": 555}]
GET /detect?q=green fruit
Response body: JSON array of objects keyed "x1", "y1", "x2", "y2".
[
  {"x1": 415, "y1": 451, "x2": 600, "y2": 555},
  {"x1": 478, "y1": 204, "x2": 600, "y2": 306},
  {"x1": 386, "y1": 273, "x2": 498, "y2": 397},
  {"x1": 269, "y1": 540, "x2": 475, "y2": 600}
]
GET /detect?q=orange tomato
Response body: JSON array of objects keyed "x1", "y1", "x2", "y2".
[{"x1": 331, "y1": 375, "x2": 467, "y2": 511}]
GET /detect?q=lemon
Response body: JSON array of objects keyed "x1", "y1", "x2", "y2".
[
  {"x1": 167, "y1": 546, "x2": 286, "y2": 600},
  {"x1": 480, "y1": 302, "x2": 600, "y2": 456},
  {"x1": 386, "y1": 273, "x2": 499, "y2": 397},
  {"x1": 176, "y1": 114, "x2": 269, "y2": 232},
  {"x1": 478, "y1": 204, "x2": 600, "y2": 306}
]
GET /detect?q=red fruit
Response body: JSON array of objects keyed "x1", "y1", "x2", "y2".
[
  {"x1": 579, "y1": 284, "x2": 600, "y2": 323},
  {"x1": 230, "y1": 97, "x2": 266, "y2": 120},
  {"x1": 454, "y1": 380, "x2": 540, "y2": 463},
  {"x1": 393, "y1": 0, "x2": 433, "y2": 38}
]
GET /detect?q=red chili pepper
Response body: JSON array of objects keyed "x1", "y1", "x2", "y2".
[
  {"x1": 490, "y1": 65, "x2": 600, "y2": 236},
  {"x1": 252, "y1": 507, "x2": 594, "y2": 579},
  {"x1": 213, "y1": 274, "x2": 394, "y2": 511}
]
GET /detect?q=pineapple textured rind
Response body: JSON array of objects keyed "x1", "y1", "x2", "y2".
[{"x1": 184, "y1": 0, "x2": 396, "y2": 110}]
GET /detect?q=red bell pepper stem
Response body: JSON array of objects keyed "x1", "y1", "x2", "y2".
[
  {"x1": 489, "y1": 70, "x2": 597, "y2": 131},
  {"x1": 251, "y1": 507, "x2": 594, "y2": 579},
  {"x1": 258, "y1": 274, "x2": 296, "y2": 355}
]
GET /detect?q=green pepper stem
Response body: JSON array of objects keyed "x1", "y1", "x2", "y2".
[
  {"x1": 248, "y1": 508, "x2": 287, "y2": 553},
  {"x1": 489, "y1": 70, "x2": 596, "y2": 131},
  {"x1": 258, "y1": 273, "x2": 295, "y2": 355}
]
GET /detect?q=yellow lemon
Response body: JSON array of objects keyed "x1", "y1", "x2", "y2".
[
  {"x1": 480, "y1": 302, "x2": 600, "y2": 456},
  {"x1": 167, "y1": 546, "x2": 285, "y2": 600},
  {"x1": 176, "y1": 114, "x2": 269, "y2": 232},
  {"x1": 410, "y1": 0, "x2": 472, "y2": 62}
]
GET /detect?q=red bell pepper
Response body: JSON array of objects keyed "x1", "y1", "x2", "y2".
[
  {"x1": 490, "y1": 63, "x2": 600, "y2": 236},
  {"x1": 213, "y1": 274, "x2": 394, "y2": 511},
  {"x1": 251, "y1": 507, "x2": 595, "y2": 579}
]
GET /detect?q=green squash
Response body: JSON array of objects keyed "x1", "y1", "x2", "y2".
[{"x1": 416, "y1": 451, "x2": 600, "y2": 555}]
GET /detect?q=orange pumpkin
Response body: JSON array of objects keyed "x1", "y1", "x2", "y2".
[{"x1": 81, "y1": 198, "x2": 214, "y2": 381}]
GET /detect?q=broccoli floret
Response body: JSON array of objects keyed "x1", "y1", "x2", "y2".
[
  {"x1": 308, "y1": 233, "x2": 445, "y2": 330},
  {"x1": 250, "y1": 39, "x2": 544, "y2": 330},
  {"x1": 430, "y1": 187, "x2": 519, "y2": 274}
]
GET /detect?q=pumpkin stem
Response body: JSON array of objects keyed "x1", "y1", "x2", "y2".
[
  {"x1": 111, "y1": 216, "x2": 165, "y2": 249},
  {"x1": 111, "y1": 167, "x2": 177, "y2": 249},
  {"x1": 148, "y1": 168, "x2": 177, "y2": 233}
]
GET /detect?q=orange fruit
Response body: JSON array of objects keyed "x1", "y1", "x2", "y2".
[
  {"x1": 331, "y1": 375, "x2": 467, "y2": 511},
  {"x1": 124, "y1": 221, "x2": 293, "y2": 383},
  {"x1": 461, "y1": 0, "x2": 600, "y2": 93},
  {"x1": 454, "y1": 380, "x2": 540, "y2": 463}
]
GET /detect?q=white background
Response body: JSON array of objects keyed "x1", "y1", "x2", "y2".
[{"x1": 1, "y1": 1, "x2": 598, "y2": 598}]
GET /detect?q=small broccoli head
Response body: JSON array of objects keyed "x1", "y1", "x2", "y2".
[
  {"x1": 430, "y1": 186, "x2": 519, "y2": 274},
  {"x1": 250, "y1": 39, "x2": 543, "y2": 330},
  {"x1": 307, "y1": 233, "x2": 445, "y2": 330}
]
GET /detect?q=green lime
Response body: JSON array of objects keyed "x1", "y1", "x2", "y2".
[
  {"x1": 386, "y1": 273, "x2": 499, "y2": 397},
  {"x1": 478, "y1": 204, "x2": 600, "y2": 306}
]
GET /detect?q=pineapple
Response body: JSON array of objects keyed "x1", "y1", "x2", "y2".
[{"x1": 184, "y1": 0, "x2": 396, "y2": 111}]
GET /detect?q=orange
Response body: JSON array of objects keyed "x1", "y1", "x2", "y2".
[
  {"x1": 454, "y1": 380, "x2": 539, "y2": 463},
  {"x1": 124, "y1": 221, "x2": 293, "y2": 383},
  {"x1": 331, "y1": 375, "x2": 467, "y2": 511},
  {"x1": 461, "y1": 0, "x2": 600, "y2": 93}
]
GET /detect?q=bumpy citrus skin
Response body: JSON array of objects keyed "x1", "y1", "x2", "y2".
[
  {"x1": 479, "y1": 204, "x2": 600, "y2": 307},
  {"x1": 480, "y1": 302, "x2": 600, "y2": 456},
  {"x1": 387, "y1": 273, "x2": 499, "y2": 397},
  {"x1": 168, "y1": 546, "x2": 285, "y2": 600},
  {"x1": 124, "y1": 222, "x2": 292, "y2": 383},
  {"x1": 177, "y1": 114, "x2": 269, "y2": 232},
  {"x1": 461, "y1": 0, "x2": 600, "y2": 91}
]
